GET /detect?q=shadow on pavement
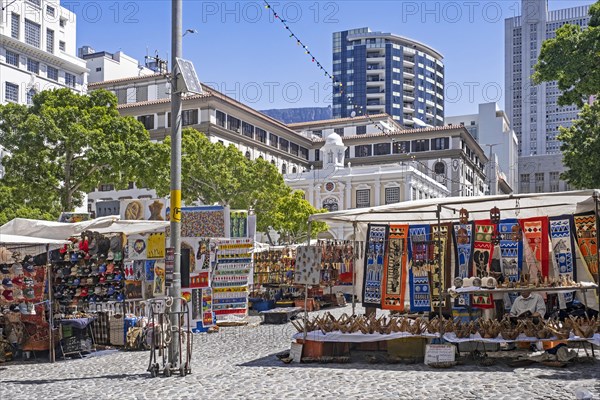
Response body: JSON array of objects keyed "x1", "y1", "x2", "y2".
[{"x1": 0, "y1": 373, "x2": 148, "y2": 385}]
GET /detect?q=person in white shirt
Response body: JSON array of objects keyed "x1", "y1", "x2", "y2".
[{"x1": 509, "y1": 291, "x2": 547, "y2": 318}]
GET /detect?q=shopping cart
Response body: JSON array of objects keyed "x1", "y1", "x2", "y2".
[{"x1": 146, "y1": 297, "x2": 192, "y2": 377}]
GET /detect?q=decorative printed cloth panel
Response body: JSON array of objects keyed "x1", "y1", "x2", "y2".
[
  {"x1": 498, "y1": 219, "x2": 523, "y2": 282},
  {"x1": 431, "y1": 223, "x2": 451, "y2": 308},
  {"x1": 381, "y1": 224, "x2": 409, "y2": 311},
  {"x1": 408, "y1": 225, "x2": 432, "y2": 312},
  {"x1": 362, "y1": 224, "x2": 388, "y2": 308},
  {"x1": 452, "y1": 222, "x2": 473, "y2": 308},
  {"x1": 573, "y1": 212, "x2": 599, "y2": 283},
  {"x1": 520, "y1": 216, "x2": 550, "y2": 281},
  {"x1": 549, "y1": 215, "x2": 577, "y2": 302},
  {"x1": 472, "y1": 221, "x2": 495, "y2": 309}
]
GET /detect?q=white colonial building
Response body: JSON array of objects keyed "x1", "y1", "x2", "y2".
[
  {"x1": 0, "y1": 0, "x2": 87, "y2": 105},
  {"x1": 285, "y1": 131, "x2": 450, "y2": 239}
]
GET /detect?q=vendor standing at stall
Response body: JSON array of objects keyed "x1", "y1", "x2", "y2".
[{"x1": 509, "y1": 291, "x2": 547, "y2": 319}]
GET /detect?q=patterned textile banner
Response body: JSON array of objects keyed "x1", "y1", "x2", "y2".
[
  {"x1": 573, "y1": 212, "x2": 599, "y2": 283},
  {"x1": 498, "y1": 219, "x2": 523, "y2": 282},
  {"x1": 382, "y1": 225, "x2": 409, "y2": 311},
  {"x1": 549, "y1": 215, "x2": 577, "y2": 302},
  {"x1": 362, "y1": 224, "x2": 388, "y2": 308},
  {"x1": 452, "y1": 222, "x2": 473, "y2": 308},
  {"x1": 520, "y1": 216, "x2": 550, "y2": 281},
  {"x1": 472, "y1": 221, "x2": 495, "y2": 309},
  {"x1": 230, "y1": 211, "x2": 248, "y2": 238},
  {"x1": 408, "y1": 225, "x2": 432, "y2": 312},
  {"x1": 431, "y1": 223, "x2": 452, "y2": 308}
]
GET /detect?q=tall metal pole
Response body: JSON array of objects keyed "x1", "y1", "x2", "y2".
[{"x1": 168, "y1": 0, "x2": 183, "y2": 367}]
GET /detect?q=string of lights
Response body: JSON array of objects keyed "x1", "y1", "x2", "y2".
[{"x1": 263, "y1": 0, "x2": 391, "y2": 137}]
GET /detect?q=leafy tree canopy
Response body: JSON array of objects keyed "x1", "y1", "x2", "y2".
[
  {"x1": 0, "y1": 88, "x2": 169, "y2": 212},
  {"x1": 269, "y1": 190, "x2": 329, "y2": 244},
  {"x1": 533, "y1": 1, "x2": 600, "y2": 107}
]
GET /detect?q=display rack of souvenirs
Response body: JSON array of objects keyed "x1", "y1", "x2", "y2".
[
  {"x1": 253, "y1": 248, "x2": 296, "y2": 285},
  {"x1": 51, "y1": 232, "x2": 125, "y2": 311},
  {"x1": 317, "y1": 240, "x2": 355, "y2": 286}
]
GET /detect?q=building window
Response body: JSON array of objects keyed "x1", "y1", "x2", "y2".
[
  {"x1": 393, "y1": 141, "x2": 410, "y2": 154},
  {"x1": 137, "y1": 115, "x2": 155, "y2": 130},
  {"x1": 312, "y1": 130, "x2": 322, "y2": 137},
  {"x1": 434, "y1": 162, "x2": 446, "y2": 175},
  {"x1": 227, "y1": 116, "x2": 241, "y2": 132},
  {"x1": 182, "y1": 109, "x2": 198, "y2": 126},
  {"x1": 412, "y1": 187, "x2": 417, "y2": 200},
  {"x1": 216, "y1": 110, "x2": 226, "y2": 127},
  {"x1": 334, "y1": 128, "x2": 344, "y2": 136},
  {"x1": 59, "y1": 41, "x2": 65, "y2": 51},
  {"x1": 65, "y1": 72, "x2": 76, "y2": 88},
  {"x1": 26, "y1": 58, "x2": 39, "y2": 74},
  {"x1": 46, "y1": 5, "x2": 55, "y2": 16},
  {"x1": 279, "y1": 138, "x2": 289, "y2": 152},
  {"x1": 520, "y1": 173, "x2": 530, "y2": 194},
  {"x1": 5, "y1": 50, "x2": 19, "y2": 67},
  {"x1": 46, "y1": 29, "x2": 54, "y2": 53},
  {"x1": 59, "y1": 18, "x2": 66, "y2": 28},
  {"x1": 5, "y1": 82, "x2": 19, "y2": 102},
  {"x1": 242, "y1": 121, "x2": 254, "y2": 138},
  {"x1": 290, "y1": 143, "x2": 299, "y2": 156},
  {"x1": 24, "y1": 19, "x2": 41, "y2": 48},
  {"x1": 356, "y1": 189, "x2": 370, "y2": 208},
  {"x1": 411, "y1": 139, "x2": 429, "y2": 152},
  {"x1": 255, "y1": 127, "x2": 267, "y2": 143},
  {"x1": 432, "y1": 137, "x2": 449, "y2": 150},
  {"x1": 11, "y1": 13, "x2": 20, "y2": 39},
  {"x1": 314, "y1": 149, "x2": 320, "y2": 161},
  {"x1": 355, "y1": 145, "x2": 372, "y2": 157},
  {"x1": 356, "y1": 125, "x2": 367, "y2": 135},
  {"x1": 26, "y1": 88, "x2": 36, "y2": 105},
  {"x1": 385, "y1": 187, "x2": 400, "y2": 205},
  {"x1": 281, "y1": 164, "x2": 287, "y2": 174},
  {"x1": 269, "y1": 133, "x2": 278, "y2": 148},
  {"x1": 27, "y1": 0, "x2": 41, "y2": 6},
  {"x1": 323, "y1": 198, "x2": 339, "y2": 212},
  {"x1": 374, "y1": 143, "x2": 391, "y2": 156},
  {"x1": 245, "y1": 151, "x2": 251, "y2": 160},
  {"x1": 534, "y1": 172, "x2": 544, "y2": 193},
  {"x1": 47, "y1": 66, "x2": 58, "y2": 81},
  {"x1": 299, "y1": 147, "x2": 309, "y2": 160},
  {"x1": 99, "y1": 184, "x2": 115, "y2": 192}
]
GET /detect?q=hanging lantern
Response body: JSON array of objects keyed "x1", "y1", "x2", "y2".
[
  {"x1": 459, "y1": 208, "x2": 469, "y2": 225},
  {"x1": 457, "y1": 227, "x2": 469, "y2": 245},
  {"x1": 490, "y1": 206, "x2": 501, "y2": 225},
  {"x1": 511, "y1": 224, "x2": 523, "y2": 242},
  {"x1": 491, "y1": 229, "x2": 501, "y2": 245}
]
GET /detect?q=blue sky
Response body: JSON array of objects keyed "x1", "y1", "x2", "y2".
[{"x1": 72, "y1": 0, "x2": 594, "y2": 116}]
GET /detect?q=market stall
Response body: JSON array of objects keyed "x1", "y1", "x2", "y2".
[{"x1": 292, "y1": 190, "x2": 600, "y2": 362}]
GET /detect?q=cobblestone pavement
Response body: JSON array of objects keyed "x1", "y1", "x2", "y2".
[{"x1": 0, "y1": 305, "x2": 599, "y2": 400}]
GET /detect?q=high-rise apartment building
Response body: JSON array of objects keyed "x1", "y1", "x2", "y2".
[
  {"x1": 505, "y1": 0, "x2": 591, "y2": 193},
  {"x1": 333, "y1": 28, "x2": 444, "y2": 128},
  {"x1": 0, "y1": 0, "x2": 88, "y2": 106}
]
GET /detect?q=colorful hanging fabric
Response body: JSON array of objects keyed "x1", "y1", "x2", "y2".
[
  {"x1": 549, "y1": 215, "x2": 577, "y2": 302},
  {"x1": 520, "y1": 216, "x2": 550, "y2": 281},
  {"x1": 362, "y1": 224, "x2": 388, "y2": 308},
  {"x1": 498, "y1": 219, "x2": 523, "y2": 282},
  {"x1": 452, "y1": 222, "x2": 473, "y2": 308},
  {"x1": 573, "y1": 212, "x2": 599, "y2": 282},
  {"x1": 381, "y1": 224, "x2": 409, "y2": 311},
  {"x1": 431, "y1": 223, "x2": 452, "y2": 308},
  {"x1": 472, "y1": 221, "x2": 495, "y2": 309},
  {"x1": 408, "y1": 225, "x2": 432, "y2": 312}
]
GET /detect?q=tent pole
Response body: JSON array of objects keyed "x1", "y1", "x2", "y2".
[
  {"x1": 594, "y1": 192, "x2": 600, "y2": 299},
  {"x1": 352, "y1": 221, "x2": 357, "y2": 316},
  {"x1": 46, "y1": 244, "x2": 55, "y2": 363},
  {"x1": 436, "y1": 205, "x2": 444, "y2": 340},
  {"x1": 303, "y1": 220, "x2": 311, "y2": 342}
]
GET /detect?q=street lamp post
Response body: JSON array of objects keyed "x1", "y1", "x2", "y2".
[{"x1": 168, "y1": 0, "x2": 183, "y2": 368}]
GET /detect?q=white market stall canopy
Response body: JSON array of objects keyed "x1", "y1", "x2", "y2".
[
  {"x1": 308, "y1": 190, "x2": 600, "y2": 225},
  {"x1": 0, "y1": 216, "x2": 169, "y2": 241}
]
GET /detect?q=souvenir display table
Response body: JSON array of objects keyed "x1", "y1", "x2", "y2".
[{"x1": 293, "y1": 330, "x2": 438, "y2": 343}]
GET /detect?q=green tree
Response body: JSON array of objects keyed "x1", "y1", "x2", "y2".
[
  {"x1": 533, "y1": 1, "x2": 600, "y2": 107},
  {"x1": 269, "y1": 190, "x2": 329, "y2": 244},
  {"x1": 557, "y1": 101, "x2": 600, "y2": 188},
  {"x1": 0, "y1": 88, "x2": 169, "y2": 212},
  {"x1": 0, "y1": 183, "x2": 56, "y2": 226}
]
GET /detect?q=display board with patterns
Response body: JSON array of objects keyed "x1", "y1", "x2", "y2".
[
  {"x1": 408, "y1": 225, "x2": 432, "y2": 312},
  {"x1": 212, "y1": 238, "x2": 253, "y2": 319},
  {"x1": 520, "y1": 216, "x2": 550, "y2": 280},
  {"x1": 498, "y1": 219, "x2": 523, "y2": 283},
  {"x1": 317, "y1": 241, "x2": 354, "y2": 285},
  {"x1": 294, "y1": 246, "x2": 322, "y2": 285},
  {"x1": 573, "y1": 212, "x2": 599, "y2": 283},
  {"x1": 381, "y1": 224, "x2": 409, "y2": 311},
  {"x1": 362, "y1": 224, "x2": 388, "y2": 308},
  {"x1": 431, "y1": 223, "x2": 452, "y2": 308}
]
